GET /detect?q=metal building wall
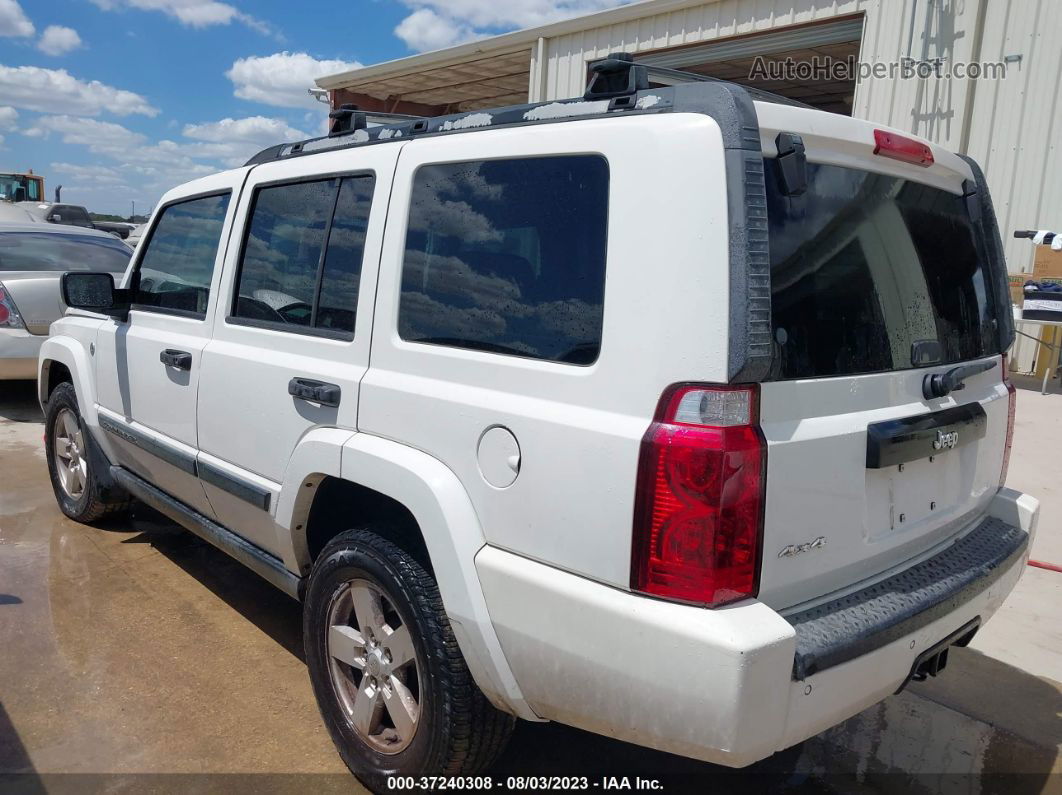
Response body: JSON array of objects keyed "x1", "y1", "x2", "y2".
[{"x1": 536, "y1": 0, "x2": 1061, "y2": 274}]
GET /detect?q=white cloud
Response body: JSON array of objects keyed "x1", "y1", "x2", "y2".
[
  {"x1": 183, "y1": 115, "x2": 307, "y2": 144},
  {"x1": 50, "y1": 161, "x2": 128, "y2": 186},
  {"x1": 0, "y1": 0, "x2": 34, "y2": 38},
  {"x1": 30, "y1": 113, "x2": 310, "y2": 209},
  {"x1": 0, "y1": 105, "x2": 16, "y2": 130},
  {"x1": 395, "y1": 9, "x2": 477, "y2": 52},
  {"x1": 0, "y1": 65, "x2": 158, "y2": 116},
  {"x1": 31, "y1": 115, "x2": 217, "y2": 210},
  {"x1": 226, "y1": 51, "x2": 361, "y2": 109},
  {"x1": 90, "y1": 0, "x2": 274, "y2": 35},
  {"x1": 24, "y1": 115, "x2": 147, "y2": 149},
  {"x1": 394, "y1": 0, "x2": 631, "y2": 52},
  {"x1": 182, "y1": 115, "x2": 310, "y2": 165},
  {"x1": 38, "y1": 26, "x2": 83, "y2": 56}
]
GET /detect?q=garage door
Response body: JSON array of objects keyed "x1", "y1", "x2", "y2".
[{"x1": 636, "y1": 16, "x2": 864, "y2": 115}]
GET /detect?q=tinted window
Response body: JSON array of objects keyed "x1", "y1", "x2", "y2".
[
  {"x1": 234, "y1": 180, "x2": 333, "y2": 328},
  {"x1": 765, "y1": 160, "x2": 998, "y2": 379},
  {"x1": 136, "y1": 193, "x2": 230, "y2": 316},
  {"x1": 0, "y1": 232, "x2": 131, "y2": 272},
  {"x1": 233, "y1": 176, "x2": 373, "y2": 336},
  {"x1": 317, "y1": 177, "x2": 373, "y2": 334},
  {"x1": 399, "y1": 156, "x2": 609, "y2": 364}
]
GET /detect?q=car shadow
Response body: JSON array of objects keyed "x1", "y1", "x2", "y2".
[
  {"x1": 0, "y1": 381, "x2": 42, "y2": 423},
  {"x1": 121, "y1": 504, "x2": 306, "y2": 663}
]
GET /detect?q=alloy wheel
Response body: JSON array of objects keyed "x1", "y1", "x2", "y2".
[{"x1": 326, "y1": 578, "x2": 422, "y2": 754}]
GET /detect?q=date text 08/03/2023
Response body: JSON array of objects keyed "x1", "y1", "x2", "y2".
[{"x1": 387, "y1": 776, "x2": 665, "y2": 790}]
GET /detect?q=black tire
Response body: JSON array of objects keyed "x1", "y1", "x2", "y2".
[
  {"x1": 44, "y1": 382, "x2": 131, "y2": 523},
  {"x1": 305, "y1": 529, "x2": 514, "y2": 791}
]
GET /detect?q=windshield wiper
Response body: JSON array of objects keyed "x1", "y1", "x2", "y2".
[{"x1": 922, "y1": 360, "x2": 997, "y2": 400}]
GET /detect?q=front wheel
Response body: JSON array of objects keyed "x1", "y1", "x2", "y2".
[
  {"x1": 44, "y1": 382, "x2": 130, "y2": 523},
  {"x1": 304, "y1": 529, "x2": 514, "y2": 791}
]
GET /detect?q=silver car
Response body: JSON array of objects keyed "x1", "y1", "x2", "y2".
[{"x1": 0, "y1": 220, "x2": 131, "y2": 379}]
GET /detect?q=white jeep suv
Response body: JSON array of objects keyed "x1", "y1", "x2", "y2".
[{"x1": 40, "y1": 56, "x2": 1039, "y2": 789}]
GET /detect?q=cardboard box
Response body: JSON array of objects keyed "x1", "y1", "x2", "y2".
[
  {"x1": 1009, "y1": 273, "x2": 1026, "y2": 305},
  {"x1": 1033, "y1": 246, "x2": 1062, "y2": 279}
]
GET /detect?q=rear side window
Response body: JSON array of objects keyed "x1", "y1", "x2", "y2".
[
  {"x1": 0, "y1": 232, "x2": 130, "y2": 272},
  {"x1": 135, "y1": 193, "x2": 230, "y2": 316},
  {"x1": 399, "y1": 155, "x2": 609, "y2": 365},
  {"x1": 232, "y1": 175, "x2": 373, "y2": 337},
  {"x1": 765, "y1": 160, "x2": 999, "y2": 379}
]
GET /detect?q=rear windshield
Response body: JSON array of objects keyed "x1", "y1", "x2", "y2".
[
  {"x1": 0, "y1": 231, "x2": 131, "y2": 273},
  {"x1": 764, "y1": 159, "x2": 999, "y2": 379}
]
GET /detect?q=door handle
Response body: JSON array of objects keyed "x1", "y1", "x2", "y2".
[
  {"x1": 288, "y1": 378, "x2": 341, "y2": 407},
  {"x1": 160, "y1": 349, "x2": 192, "y2": 370}
]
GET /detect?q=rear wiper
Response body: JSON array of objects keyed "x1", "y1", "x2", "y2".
[{"x1": 922, "y1": 360, "x2": 997, "y2": 400}]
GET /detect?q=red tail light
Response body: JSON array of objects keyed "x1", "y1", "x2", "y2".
[
  {"x1": 631, "y1": 384, "x2": 766, "y2": 607},
  {"x1": 0, "y1": 282, "x2": 26, "y2": 330},
  {"x1": 873, "y1": 129, "x2": 934, "y2": 167},
  {"x1": 1000, "y1": 354, "x2": 1016, "y2": 486}
]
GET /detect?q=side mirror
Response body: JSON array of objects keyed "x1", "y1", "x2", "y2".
[
  {"x1": 61, "y1": 272, "x2": 130, "y2": 321},
  {"x1": 49, "y1": 214, "x2": 62, "y2": 223}
]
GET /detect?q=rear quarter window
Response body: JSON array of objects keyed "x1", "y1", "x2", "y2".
[{"x1": 398, "y1": 155, "x2": 609, "y2": 365}]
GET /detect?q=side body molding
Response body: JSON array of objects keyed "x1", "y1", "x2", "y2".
[{"x1": 335, "y1": 433, "x2": 538, "y2": 721}]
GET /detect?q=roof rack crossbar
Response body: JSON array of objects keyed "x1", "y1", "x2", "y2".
[
  {"x1": 328, "y1": 104, "x2": 426, "y2": 137},
  {"x1": 585, "y1": 52, "x2": 812, "y2": 109}
]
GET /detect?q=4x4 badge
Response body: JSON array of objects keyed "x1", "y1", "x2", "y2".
[
  {"x1": 778, "y1": 537, "x2": 826, "y2": 558},
  {"x1": 933, "y1": 429, "x2": 959, "y2": 450}
]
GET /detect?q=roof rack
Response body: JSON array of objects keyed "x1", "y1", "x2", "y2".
[{"x1": 244, "y1": 52, "x2": 809, "y2": 166}]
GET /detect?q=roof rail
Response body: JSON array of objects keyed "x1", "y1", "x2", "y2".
[{"x1": 243, "y1": 60, "x2": 811, "y2": 167}]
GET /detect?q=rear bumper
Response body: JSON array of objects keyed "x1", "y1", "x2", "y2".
[
  {"x1": 0, "y1": 329, "x2": 43, "y2": 380},
  {"x1": 476, "y1": 487, "x2": 1038, "y2": 767}
]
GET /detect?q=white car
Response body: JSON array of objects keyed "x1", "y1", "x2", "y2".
[
  {"x1": 0, "y1": 216, "x2": 131, "y2": 379},
  {"x1": 38, "y1": 56, "x2": 1038, "y2": 789}
]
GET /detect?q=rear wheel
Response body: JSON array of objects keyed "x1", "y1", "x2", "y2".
[
  {"x1": 44, "y1": 383, "x2": 130, "y2": 522},
  {"x1": 304, "y1": 529, "x2": 514, "y2": 790}
]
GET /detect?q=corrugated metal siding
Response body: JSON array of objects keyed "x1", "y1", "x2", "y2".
[
  {"x1": 852, "y1": 0, "x2": 982, "y2": 150},
  {"x1": 539, "y1": 0, "x2": 1061, "y2": 273},
  {"x1": 966, "y1": 0, "x2": 1062, "y2": 273},
  {"x1": 544, "y1": 0, "x2": 866, "y2": 101}
]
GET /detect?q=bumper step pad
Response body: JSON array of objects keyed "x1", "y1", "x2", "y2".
[{"x1": 786, "y1": 516, "x2": 1027, "y2": 679}]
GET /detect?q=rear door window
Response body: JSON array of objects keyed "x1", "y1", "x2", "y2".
[
  {"x1": 765, "y1": 159, "x2": 999, "y2": 379},
  {"x1": 232, "y1": 175, "x2": 373, "y2": 338},
  {"x1": 398, "y1": 155, "x2": 609, "y2": 365}
]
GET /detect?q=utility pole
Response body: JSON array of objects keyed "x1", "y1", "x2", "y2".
[{"x1": 131, "y1": 200, "x2": 135, "y2": 221}]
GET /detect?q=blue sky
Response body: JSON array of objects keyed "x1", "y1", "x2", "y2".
[{"x1": 0, "y1": 0, "x2": 626, "y2": 215}]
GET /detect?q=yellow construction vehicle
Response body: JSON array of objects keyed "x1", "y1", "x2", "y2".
[{"x1": 0, "y1": 170, "x2": 45, "y2": 203}]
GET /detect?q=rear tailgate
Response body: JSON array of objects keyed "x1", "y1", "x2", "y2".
[{"x1": 752, "y1": 104, "x2": 1013, "y2": 610}]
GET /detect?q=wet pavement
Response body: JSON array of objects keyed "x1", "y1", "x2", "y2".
[{"x1": 1, "y1": 379, "x2": 1060, "y2": 793}]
